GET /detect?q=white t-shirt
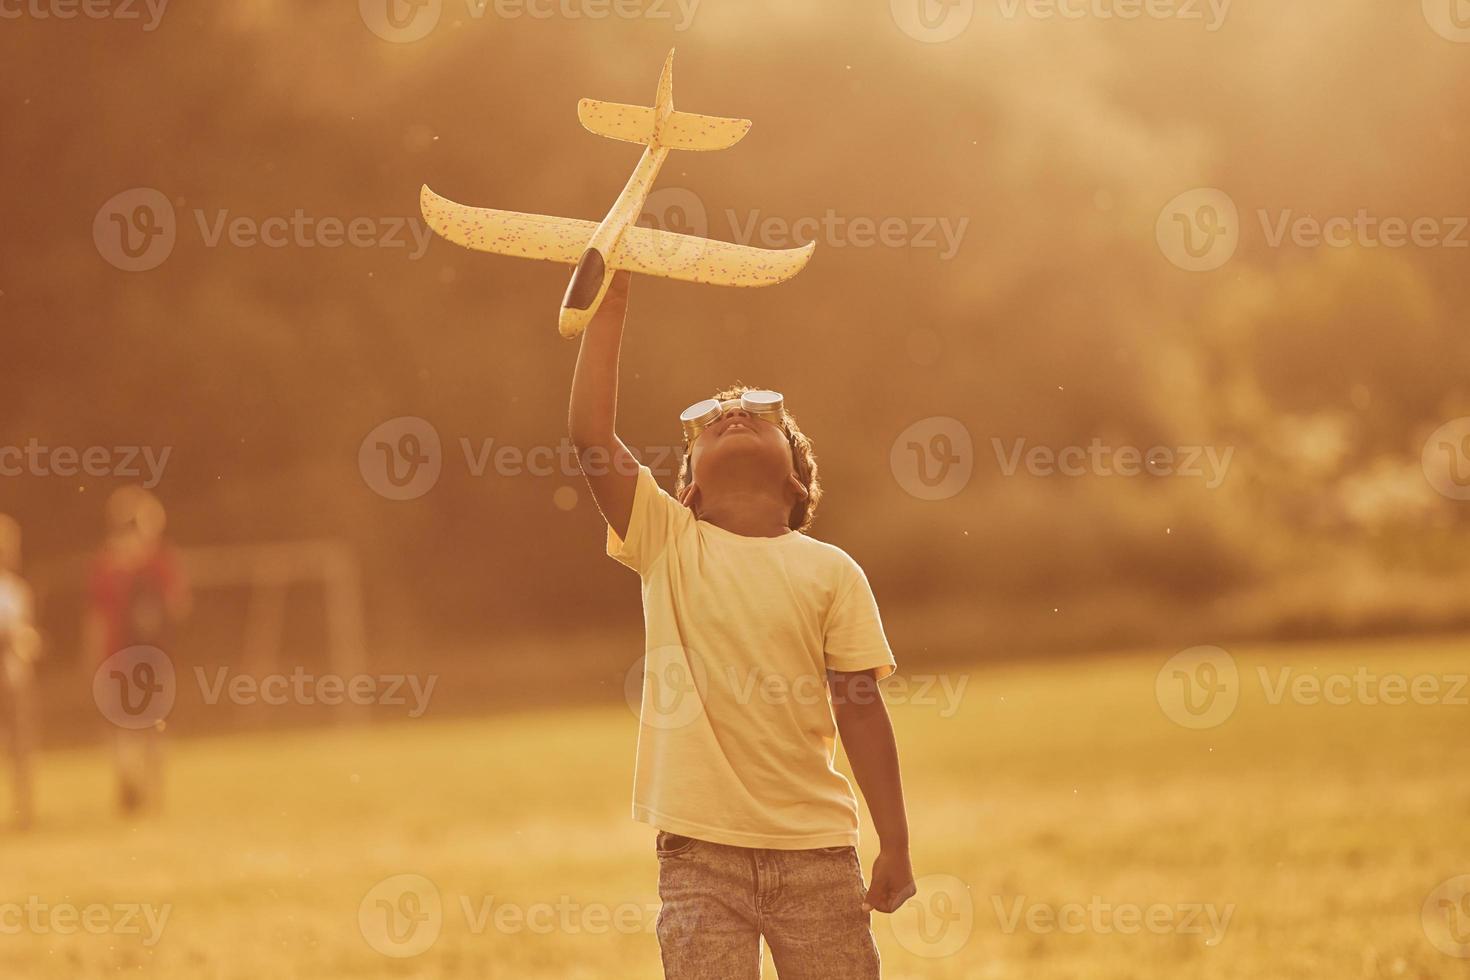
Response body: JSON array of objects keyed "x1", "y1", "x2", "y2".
[
  {"x1": 0, "y1": 572, "x2": 35, "y2": 678},
  {"x1": 607, "y1": 465, "x2": 895, "y2": 849},
  {"x1": 0, "y1": 572, "x2": 32, "y2": 634}
]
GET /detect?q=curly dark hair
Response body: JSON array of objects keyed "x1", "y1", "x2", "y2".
[{"x1": 675, "y1": 384, "x2": 822, "y2": 532}]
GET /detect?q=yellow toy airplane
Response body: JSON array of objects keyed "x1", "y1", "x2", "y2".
[{"x1": 420, "y1": 50, "x2": 816, "y2": 339}]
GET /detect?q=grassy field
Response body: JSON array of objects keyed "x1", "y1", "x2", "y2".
[{"x1": 3, "y1": 635, "x2": 1469, "y2": 979}]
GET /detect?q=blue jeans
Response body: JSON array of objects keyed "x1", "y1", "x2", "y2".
[{"x1": 654, "y1": 831, "x2": 882, "y2": 979}]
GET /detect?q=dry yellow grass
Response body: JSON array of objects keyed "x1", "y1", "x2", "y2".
[{"x1": 2, "y1": 635, "x2": 1468, "y2": 979}]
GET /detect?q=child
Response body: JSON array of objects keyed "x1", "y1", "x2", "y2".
[
  {"x1": 0, "y1": 514, "x2": 40, "y2": 830},
  {"x1": 83, "y1": 487, "x2": 189, "y2": 814},
  {"x1": 569, "y1": 271, "x2": 916, "y2": 979}
]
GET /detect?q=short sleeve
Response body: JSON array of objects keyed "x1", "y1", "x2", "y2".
[
  {"x1": 606, "y1": 464, "x2": 689, "y2": 575},
  {"x1": 823, "y1": 561, "x2": 896, "y2": 679}
]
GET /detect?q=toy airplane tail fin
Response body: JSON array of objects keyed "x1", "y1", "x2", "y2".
[
  {"x1": 577, "y1": 51, "x2": 750, "y2": 151},
  {"x1": 578, "y1": 100, "x2": 752, "y2": 151}
]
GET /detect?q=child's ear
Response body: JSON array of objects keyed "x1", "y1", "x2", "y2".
[{"x1": 786, "y1": 473, "x2": 809, "y2": 500}]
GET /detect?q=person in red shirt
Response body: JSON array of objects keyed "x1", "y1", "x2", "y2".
[{"x1": 84, "y1": 487, "x2": 190, "y2": 815}]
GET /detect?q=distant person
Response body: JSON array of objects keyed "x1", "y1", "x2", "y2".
[
  {"x1": 569, "y1": 272, "x2": 916, "y2": 980},
  {"x1": 0, "y1": 514, "x2": 40, "y2": 830},
  {"x1": 84, "y1": 486, "x2": 189, "y2": 815}
]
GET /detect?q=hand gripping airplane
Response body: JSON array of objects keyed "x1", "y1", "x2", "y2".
[{"x1": 420, "y1": 50, "x2": 816, "y2": 339}]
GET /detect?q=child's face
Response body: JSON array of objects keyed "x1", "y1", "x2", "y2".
[{"x1": 688, "y1": 405, "x2": 796, "y2": 488}]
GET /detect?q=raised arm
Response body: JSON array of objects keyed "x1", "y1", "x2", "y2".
[{"x1": 568, "y1": 270, "x2": 642, "y2": 539}]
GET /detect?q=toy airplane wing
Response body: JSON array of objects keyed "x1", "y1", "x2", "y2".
[
  {"x1": 422, "y1": 185, "x2": 814, "y2": 287},
  {"x1": 611, "y1": 224, "x2": 815, "y2": 287},
  {"x1": 420, "y1": 185, "x2": 597, "y2": 265}
]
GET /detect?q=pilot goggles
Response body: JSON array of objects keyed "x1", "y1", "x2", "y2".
[{"x1": 679, "y1": 390, "x2": 786, "y2": 444}]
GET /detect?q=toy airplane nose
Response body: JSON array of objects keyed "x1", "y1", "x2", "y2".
[
  {"x1": 558, "y1": 305, "x2": 595, "y2": 338},
  {"x1": 559, "y1": 246, "x2": 608, "y2": 338}
]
